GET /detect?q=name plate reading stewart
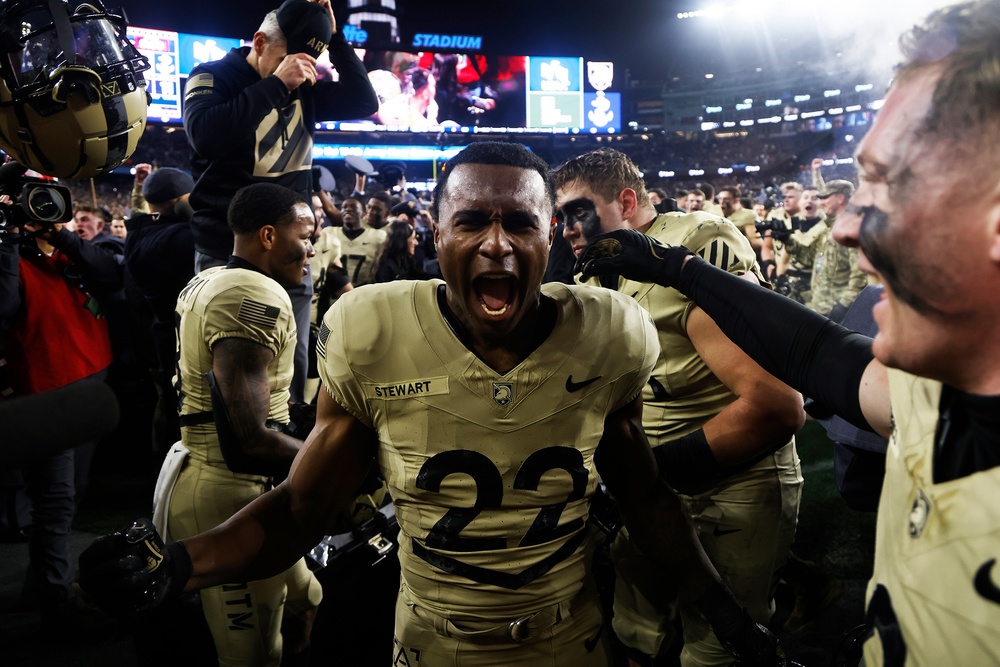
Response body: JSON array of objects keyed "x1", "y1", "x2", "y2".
[{"x1": 365, "y1": 377, "x2": 450, "y2": 400}]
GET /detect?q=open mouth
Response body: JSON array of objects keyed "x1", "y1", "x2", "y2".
[{"x1": 473, "y1": 275, "x2": 516, "y2": 317}]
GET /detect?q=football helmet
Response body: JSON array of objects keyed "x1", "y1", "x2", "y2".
[{"x1": 0, "y1": 0, "x2": 149, "y2": 178}]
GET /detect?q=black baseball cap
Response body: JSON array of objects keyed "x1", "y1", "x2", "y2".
[{"x1": 275, "y1": 0, "x2": 332, "y2": 59}]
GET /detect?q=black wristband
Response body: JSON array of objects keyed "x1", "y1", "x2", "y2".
[
  {"x1": 653, "y1": 428, "x2": 720, "y2": 484},
  {"x1": 165, "y1": 541, "x2": 193, "y2": 599},
  {"x1": 326, "y1": 264, "x2": 350, "y2": 292}
]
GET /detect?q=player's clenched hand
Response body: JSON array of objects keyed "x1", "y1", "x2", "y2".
[
  {"x1": 274, "y1": 53, "x2": 318, "y2": 91},
  {"x1": 78, "y1": 518, "x2": 192, "y2": 616},
  {"x1": 573, "y1": 228, "x2": 694, "y2": 287}
]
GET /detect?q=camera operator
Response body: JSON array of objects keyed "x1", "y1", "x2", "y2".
[{"x1": 0, "y1": 192, "x2": 116, "y2": 636}]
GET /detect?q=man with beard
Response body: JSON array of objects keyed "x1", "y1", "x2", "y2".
[{"x1": 573, "y1": 2, "x2": 1000, "y2": 662}]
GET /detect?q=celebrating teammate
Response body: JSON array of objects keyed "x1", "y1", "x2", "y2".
[
  {"x1": 78, "y1": 142, "x2": 787, "y2": 665},
  {"x1": 574, "y1": 1, "x2": 1000, "y2": 662},
  {"x1": 555, "y1": 148, "x2": 804, "y2": 666},
  {"x1": 162, "y1": 183, "x2": 321, "y2": 665}
]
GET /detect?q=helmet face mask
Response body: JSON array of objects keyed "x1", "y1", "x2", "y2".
[{"x1": 0, "y1": 0, "x2": 150, "y2": 179}]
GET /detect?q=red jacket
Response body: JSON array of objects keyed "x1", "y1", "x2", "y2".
[{"x1": 5, "y1": 250, "x2": 112, "y2": 395}]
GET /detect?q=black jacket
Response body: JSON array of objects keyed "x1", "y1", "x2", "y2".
[{"x1": 185, "y1": 34, "x2": 378, "y2": 260}]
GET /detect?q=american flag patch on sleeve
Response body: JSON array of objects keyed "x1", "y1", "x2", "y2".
[
  {"x1": 237, "y1": 298, "x2": 281, "y2": 329},
  {"x1": 184, "y1": 73, "x2": 214, "y2": 101},
  {"x1": 316, "y1": 321, "x2": 331, "y2": 359}
]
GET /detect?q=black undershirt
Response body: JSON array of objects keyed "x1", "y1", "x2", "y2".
[
  {"x1": 341, "y1": 227, "x2": 365, "y2": 241},
  {"x1": 435, "y1": 284, "x2": 556, "y2": 370},
  {"x1": 933, "y1": 387, "x2": 1000, "y2": 483},
  {"x1": 226, "y1": 254, "x2": 268, "y2": 276}
]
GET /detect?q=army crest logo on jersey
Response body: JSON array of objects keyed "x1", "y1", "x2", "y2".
[
  {"x1": 909, "y1": 489, "x2": 931, "y2": 538},
  {"x1": 492, "y1": 382, "x2": 514, "y2": 406}
]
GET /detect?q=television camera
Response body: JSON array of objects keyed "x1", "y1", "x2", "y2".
[{"x1": 0, "y1": 160, "x2": 73, "y2": 241}]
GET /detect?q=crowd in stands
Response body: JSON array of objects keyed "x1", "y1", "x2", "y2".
[{"x1": 58, "y1": 121, "x2": 867, "y2": 228}]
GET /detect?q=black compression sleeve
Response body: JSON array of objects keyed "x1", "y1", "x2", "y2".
[{"x1": 676, "y1": 256, "x2": 874, "y2": 430}]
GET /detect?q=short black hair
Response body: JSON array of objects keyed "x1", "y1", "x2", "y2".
[
  {"x1": 368, "y1": 191, "x2": 391, "y2": 207},
  {"x1": 431, "y1": 141, "x2": 554, "y2": 221},
  {"x1": 228, "y1": 183, "x2": 307, "y2": 236}
]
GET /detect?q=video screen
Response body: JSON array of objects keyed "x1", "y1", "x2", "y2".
[
  {"x1": 325, "y1": 51, "x2": 622, "y2": 134},
  {"x1": 327, "y1": 51, "x2": 529, "y2": 132},
  {"x1": 125, "y1": 23, "x2": 622, "y2": 134}
]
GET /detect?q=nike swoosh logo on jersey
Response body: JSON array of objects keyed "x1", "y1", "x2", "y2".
[
  {"x1": 974, "y1": 558, "x2": 1000, "y2": 605},
  {"x1": 566, "y1": 375, "x2": 602, "y2": 392},
  {"x1": 713, "y1": 526, "x2": 741, "y2": 537}
]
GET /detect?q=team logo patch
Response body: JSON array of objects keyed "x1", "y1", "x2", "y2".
[
  {"x1": 237, "y1": 298, "x2": 280, "y2": 329},
  {"x1": 908, "y1": 489, "x2": 931, "y2": 538},
  {"x1": 492, "y1": 382, "x2": 514, "y2": 406}
]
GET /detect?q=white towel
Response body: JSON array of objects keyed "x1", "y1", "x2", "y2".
[{"x1": 152, "y1": 441, "x2": 189, "y2": 543}]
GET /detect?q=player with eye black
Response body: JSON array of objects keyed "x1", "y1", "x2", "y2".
[
  {"x1": 78, "y1": 142, "x2": 791, "y2": 667},
  {"x1": 556, "y1": 148, "x2": 805, "y2": 667}
]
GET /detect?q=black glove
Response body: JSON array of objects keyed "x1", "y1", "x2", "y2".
[
  {"x1": 573, "y1": 228, "x2": 694, "y2": 288},
  {"x1": 284, "y1": 401, "x2": 317, "y2": 441},
  {"x1": 78, "y1": 518, "x2": 192, "y2": 617},
  {"x1": 769, "y1": 222, "x2": 791, "y2": 243},
  {"x1": 697, "y1": 580, "x2": 789, "y2": 666}
]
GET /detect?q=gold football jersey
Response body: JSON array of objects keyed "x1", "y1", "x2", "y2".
[
  {"x1": 584, "y1": 212, "x2": 762, "y2": 443},
  {"x1": 174, "y1": 266, "x2": 296, "y2": 469},
  {"x1": 863, "y1": 370, "x2": 1000, "y2": 665},
  {"x1": 325, "y1": 226, "x2": 387, "y2": 287},
  {"x1": 310, "y1": 231, "x2": 343, "y2": 325},
  {"x1": 317, "y1": 280, "x2": 657, "y2": 621}
]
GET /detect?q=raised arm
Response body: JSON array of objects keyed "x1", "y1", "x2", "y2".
[{"x1": 577, "y1": 228, "x2": 891, "y2": 438}]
